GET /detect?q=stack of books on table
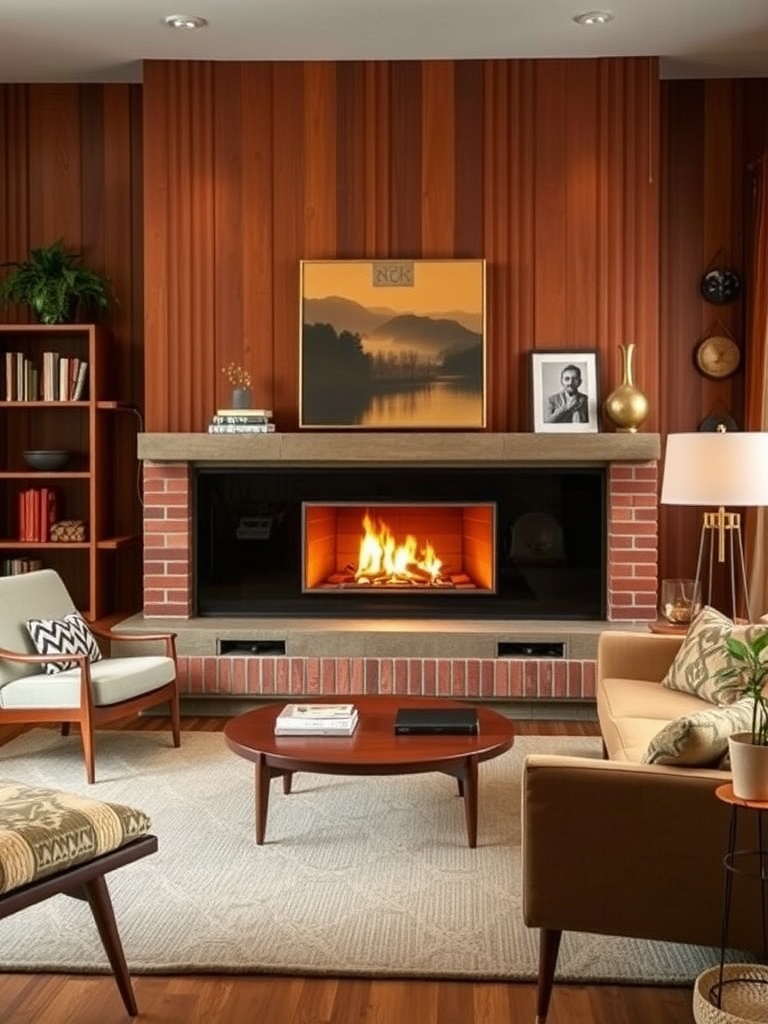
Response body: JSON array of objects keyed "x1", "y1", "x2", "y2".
[
  {"x1": 207, "y1": 408, "x2": 276, "y2": 434},
  {"x1": 274, "y1": 703, "x2": 358, "y2": 736}
]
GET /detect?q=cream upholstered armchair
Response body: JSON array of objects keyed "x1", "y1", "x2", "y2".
[{"x1": 0, "y1": 569, "x2": 180, "y2": 782}]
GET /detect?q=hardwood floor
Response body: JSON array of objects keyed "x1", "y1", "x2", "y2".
[{"x1": 0, "y1": 715, "x2": 695, "y2": 1024}]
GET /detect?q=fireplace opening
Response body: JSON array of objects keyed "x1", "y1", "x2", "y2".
[
  {"x1": 195, "y1": 466, "x2": 606, "y2": 619},
  {"x1": 303, "y1": 503, "x2": 495, "y2": 594}
]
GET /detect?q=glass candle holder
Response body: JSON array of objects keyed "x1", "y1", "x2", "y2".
[{"x1": 660, "y1": 578, "x2": 702, "y2": 625}]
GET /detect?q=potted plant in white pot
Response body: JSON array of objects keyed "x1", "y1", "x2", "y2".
[{"x1": 716, "y1": 632, "x2": 768, "y2": 801}]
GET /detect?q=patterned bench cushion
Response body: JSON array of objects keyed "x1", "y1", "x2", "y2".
[{"x1": 0, "y1": 781, "x2": 151, "y2": 895}]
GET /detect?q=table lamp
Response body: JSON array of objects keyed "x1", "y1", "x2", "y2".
[{"x1": 659, "y1": 431, "x2": 768, "y2": 622}]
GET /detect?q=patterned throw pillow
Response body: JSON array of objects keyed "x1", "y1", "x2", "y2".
[
  {"x1": 25, "y1": 611, "x2": 103, "y2": 675},
  {"x1": 661, "y1": 605, "x2": 768, "y2": 705},
  {"x1": 642, "y1": 697, "x2": 755, "y2": 766}
]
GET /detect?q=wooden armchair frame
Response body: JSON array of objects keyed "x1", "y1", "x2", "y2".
[{"x1": 0, "y1": 628, "x2": 181, "y2": 783}]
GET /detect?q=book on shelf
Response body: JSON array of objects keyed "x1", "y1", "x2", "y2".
[
  {"x1": 2, "y1": 351, "x2": 87, "y2": 401},
  {"x1": 211, "y1": 413, "x2": 272, "y2": 425},
  {"x1": 207, "y1": 423, "x2": 276, "y2": 434},
  {"x1": 215, "y1": 408, "x2": 273, "y2": 418},
  {"x1": 18, "y1": 487, "x2": 59, "y2": 542},
  {"x1": 3, "y1": 352, "x2": 38, "y2": 401},
  {"x1": 2, "y1": 556, "x2": 43, "y2": 576},
  {"x1": 274, "y1": 710, "x2": 359, "y2": 736},
  {"x1": 72, "y1": 361, "x2": 88, "y2": 400}
]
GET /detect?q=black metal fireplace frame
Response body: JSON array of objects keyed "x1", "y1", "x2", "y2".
[{"x1": 194, "y1": 465, "x2": 607, "y2": 619}]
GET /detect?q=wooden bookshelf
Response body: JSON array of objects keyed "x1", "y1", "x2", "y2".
[{"x1": 0, "y1": 324, "x2": 140, "y2": 619}]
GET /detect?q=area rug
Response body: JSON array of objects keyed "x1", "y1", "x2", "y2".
[{"x1": 0, "y1": 729, "x2": 729, "y2": 982}]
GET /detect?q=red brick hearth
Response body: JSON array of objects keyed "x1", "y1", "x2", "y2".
[{"x1": 136, "y1": 433, "x2": 660, "y2": 703}]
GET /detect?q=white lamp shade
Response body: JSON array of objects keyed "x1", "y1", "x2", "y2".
[{"x1": 660, "y1": 432, "x2": 768, "y2": 507}]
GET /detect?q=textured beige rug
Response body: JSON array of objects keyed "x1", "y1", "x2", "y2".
[{"x1": 0, "y1": 728, "x2": 727, "y2": 981}]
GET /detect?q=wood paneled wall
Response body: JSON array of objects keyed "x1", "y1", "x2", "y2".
[
  {"x1": 0, "y1": 84, "x2": 143, "y2": 400},
  {"x1": 3, "y1": 69, "x2": 768, "y2": 595},
  {"x1": 142, "y1": 58, "x2": 660, "y2": 433},
  {"x1": 659, "y1": 79, "x2": 768, "y2": 594},
  {"x1": 0, "y1": 83, "x2": 144, "y2": 612}
]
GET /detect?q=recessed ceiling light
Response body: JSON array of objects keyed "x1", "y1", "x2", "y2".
[
  {"x1": 573, "y1": 10, "x2": 615, "y2": 26},
  {"x1": 164, "y1": 14, "x2": 209, "y2": 30}
]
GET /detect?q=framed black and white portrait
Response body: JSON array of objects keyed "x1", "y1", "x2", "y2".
[{"x1": 530, "y1": 351, "x2": 599, "y2": 433}]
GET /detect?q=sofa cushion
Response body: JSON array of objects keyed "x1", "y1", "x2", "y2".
[
  {"x1": 25, "y1": 612, "x2": 103, "y2": 675},
  {"x1": 641, "y1": 696, "x2": 755, "y2": 766},
  {"x1": 597, "y1": 675, "x2": 712, "y2": 762},
  {"x1": 0, "y1": 781, "x2": 151, "y2": 894},
  {"x1": 661, "y1": 605, "x2": 768, "y2": 704}
]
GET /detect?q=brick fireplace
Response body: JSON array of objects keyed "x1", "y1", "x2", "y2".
[{"x1": 134, "y1": 432, "x2": 660, "y2": 704}]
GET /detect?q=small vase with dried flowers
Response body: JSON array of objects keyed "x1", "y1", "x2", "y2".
[{"x1": 222, "y1": 362, "x2": 253, "y2": 409}]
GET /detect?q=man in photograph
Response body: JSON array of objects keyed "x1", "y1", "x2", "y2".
[{"x1": 544, "y1": 364, "x2": 589, "y2": 424}]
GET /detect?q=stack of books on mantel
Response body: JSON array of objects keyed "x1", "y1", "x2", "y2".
[
  {"x1": 207, "y1": 408, "x2": 276, "y2": 434},
  {"x1": 274, "y1": 703, "x2": 358, "y2": 736}
]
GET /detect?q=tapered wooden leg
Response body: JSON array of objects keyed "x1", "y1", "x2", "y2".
[
  {"x1": 81, "y1": 723, "x2": 96, "y2": 784},
  {"x1": 536, "y1": 928, "x2": 562, "y2": 1024},
  {"x1": 169, "y1": 693, "x2": 181, "y2": 747},
  {"x1": 254, "y1": 754, "x2": 271, "y2": 844},
  {"x1": 462, "y1": 756, "x2": 479, "y2": 848},
  {"x1": 82, "y1": 875, "x2": 138, "y2": 1016}
]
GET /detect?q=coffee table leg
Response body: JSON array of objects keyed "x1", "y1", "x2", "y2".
[
  {"x1": 254, "y1": 755, "x2": 271, "y2": 845},
  {"x1": 462, "y1": 756, "x2": 479, "y2": 848}
]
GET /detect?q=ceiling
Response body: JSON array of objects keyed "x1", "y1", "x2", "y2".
[{"x1": 2, "y1": 0, "x2": 768, "y2": 84}]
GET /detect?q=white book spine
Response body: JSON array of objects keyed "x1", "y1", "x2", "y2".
[
  {"x1": 280, "y1": 703, "x2": 356, "y2": 717},
  {"x1": 207, "y1": 423, "x2": 276, "y2": 434},
  {"x1": 274, "y1": 727, "x2": 357, "y2": 736},
  {"x1": 275, "y1": 717, "x2": 357, "y2": 730}
]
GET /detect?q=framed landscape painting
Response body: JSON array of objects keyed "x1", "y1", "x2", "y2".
[
  {"x1": 530, "y1": 350, "x2": 600, "y2": 433},
  {"x1": 300, "y1": 259, "x2": 486, "y2": 429}
]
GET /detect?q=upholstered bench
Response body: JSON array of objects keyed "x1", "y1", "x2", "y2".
[{"x1": 0, "y1": 780, "x2": 157, "y2": 1016}]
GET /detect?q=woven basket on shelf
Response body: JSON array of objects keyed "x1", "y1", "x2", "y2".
[{"x1": 693, "y1": 965, "x2": 768, "y2": 1024}]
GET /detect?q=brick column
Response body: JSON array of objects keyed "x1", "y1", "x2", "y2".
[
  {"x1": 606, "y1": 461, "x2": 658, "y2": 622},
  {"x1": 142, "y1": 461, "x2": 193, "y2": 617}
]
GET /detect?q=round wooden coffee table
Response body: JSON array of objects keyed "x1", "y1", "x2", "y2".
[{"x1": 224, "y1": 695, "x2": 515, "y2": 847}]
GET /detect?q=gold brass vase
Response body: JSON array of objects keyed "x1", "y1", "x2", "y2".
[{"x1": 604, "y1": 343, "x2": 649, "y2": 432}]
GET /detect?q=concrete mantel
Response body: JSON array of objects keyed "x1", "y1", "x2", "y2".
[{"x1": 138, "y1": 431, "x2": 661, "y2": 465}]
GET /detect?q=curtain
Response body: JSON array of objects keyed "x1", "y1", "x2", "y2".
[{"x1": 745, "y1": 154, "x2": 768, "y2": 619}]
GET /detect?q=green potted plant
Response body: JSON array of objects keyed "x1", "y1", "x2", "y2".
[
  {"x1": 0, "y1": 239, "x2": 112, "y2": 324},
  {"x1": 716, "y1": 632, "x2": 768, "y2": 800}
]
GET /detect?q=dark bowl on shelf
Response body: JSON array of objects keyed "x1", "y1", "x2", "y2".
[{"x1": 22, "y1": 449, "x2": 71, "y2": 471}]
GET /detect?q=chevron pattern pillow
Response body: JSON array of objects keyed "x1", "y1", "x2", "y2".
[
  {"x1": 661, "y1": 605, "x2": 768, "y2": 704},
  {"x1": 642, "y1": 696, "x2": 754, "y2": 766},
  {"x1": 25, "y1": 612, "x2": 103, "y2": 675}
]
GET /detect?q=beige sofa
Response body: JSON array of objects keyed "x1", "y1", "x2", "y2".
[{"x1": 522, "y1": 630, "x2": 764, "y2": 1024}]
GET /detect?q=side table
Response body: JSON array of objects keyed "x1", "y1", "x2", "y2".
[
  {"x1": 647, "y1": 619, "x2": 689, "y2": 636},
  {"x1": 693, "y1": 784, "x2": 768, "y2": 1021}
]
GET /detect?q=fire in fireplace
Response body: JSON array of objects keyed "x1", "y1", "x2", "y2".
[
  {"x1": 195, "y1": 466, "x2": 606, "y2": 619},
  {"x1": 303, "y1": 503, "x2": 495, "y2": 593}
]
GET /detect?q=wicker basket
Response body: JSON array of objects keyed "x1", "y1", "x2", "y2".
[{"x1": 693, "y1": 965, "x2": 768, "y2": 1024}]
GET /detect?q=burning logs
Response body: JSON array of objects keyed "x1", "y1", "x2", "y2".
[{"x1": 319, "y1": 565, "x2": 478, "y2": 590}]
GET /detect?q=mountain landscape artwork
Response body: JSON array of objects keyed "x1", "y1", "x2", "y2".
[{"x1": 300, "y1": 259, "x2": 486, "y2": 428}]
